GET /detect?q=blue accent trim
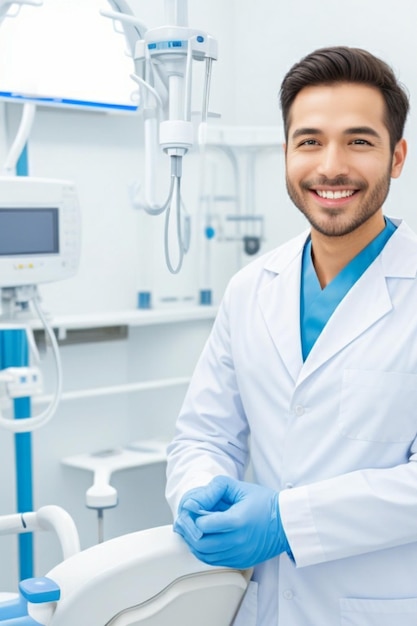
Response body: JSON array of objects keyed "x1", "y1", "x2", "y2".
[
  {"x1": 197, "y1": 35, "x2": 205, "y2": 43},
  {"x1": 19, "y1": 578, "x2": 61, "y2": 604},
  {"x1": 0, "y1": 92, "x2": 138, "y2": 112},
  {"x1": 0, "y1": 616, "x2": 42, "y2": 625},
  {"x1": 148, "y1": 40, "x2": 187, "y2": 51},
  {"x1": 199, "y1": 289, "x2": 212, "y2": 306},
  {"x1": 0, "y1": 595, "x2": 27, "y2": 619},
  {"x1": 137, "y1": 291, "x2": 152, "y2": 310},
  {"x1": 16, "y1": 144, "x2": 29, "y2": 177},
  {"x1": 0, "y1": 329, "x2": 34, "y2": 581}
]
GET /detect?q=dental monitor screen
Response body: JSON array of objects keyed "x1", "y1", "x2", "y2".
[
  {"x1": 0, "y1": 208, "x2": 59, "y2": 256},
  {"x1": 0, "y1": 0, "x2": 138, "y2": 113},
  {"x1": 0, "y1": 177, "x2": 81, "y2": 288}
]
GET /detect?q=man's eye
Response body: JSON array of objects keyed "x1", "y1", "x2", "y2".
[
  {"x1": 351, "y1": 139, "x2": 372, "y2": 145},
  {"x1": 300, "y1": 139, "x2": 318, "y2": 146}
]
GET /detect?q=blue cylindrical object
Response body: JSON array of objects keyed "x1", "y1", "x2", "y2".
[
  {"x1": 204, "y1": 226, "x2": 215, "y2": 240},
  {"x1": 199, "y1": 289, "x2": 212, "y2": 306},
  {"x1": 137, "y1": 291, "x2": 152, "y2": 310}
]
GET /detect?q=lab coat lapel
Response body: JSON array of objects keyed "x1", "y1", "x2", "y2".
[
  {"x1": 258, "y1": 237, "x2": 306, "y2": 383},
  {"x1": 298, "y1": 255, "x2": 392, "y2": 386},
  {"x1": 297, "y1": 217, "x2": 417, "y2": 384},
  {"x1": 257, "y1": 220, "x2": 417, "y2": 387}
]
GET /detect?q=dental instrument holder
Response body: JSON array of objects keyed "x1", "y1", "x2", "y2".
[
  {"x1": 62, "y1": 441, "x2": 168, "y2": 543},
  {"x1": 106, "y1": 0, "x2": 218, "y2": 273}
]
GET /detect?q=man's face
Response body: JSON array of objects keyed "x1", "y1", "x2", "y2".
[{"x1": 285, "y1": 82, "x2": 406, "y2": 237}]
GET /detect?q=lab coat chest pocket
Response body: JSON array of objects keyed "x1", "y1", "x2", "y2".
[
  {"x1": 340, "y1": 597, "x2": 417, "y2": 625},
  {"x1": 338, "y1": 370, "x2": 417, "y2": 443}
]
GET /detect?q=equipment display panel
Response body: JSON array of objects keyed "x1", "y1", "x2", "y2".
[{"x1": 0, "y1": 177, "x2": 81, "y2": 287}]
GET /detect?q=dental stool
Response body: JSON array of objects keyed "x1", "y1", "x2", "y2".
[{"x1": 21, "y1": 524, "x2": 251, "y2": 626}]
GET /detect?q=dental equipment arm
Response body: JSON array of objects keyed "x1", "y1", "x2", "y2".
[
  {"x1": 0, "y1": 0, "x2": 42, "y2": 22},
  {"x1": 0, "y1": 0, "x2": 40, "y2": 176},
  {"x1": 0, "y1": 506, "x2": 80, "y2": 560},
  {"x1": 102, "y1": 0, "x2": 218, "y2": 273},
  {"x1": 1, "y1": 103, "x2": 36, "y2": 176},
  {"x1": 100, "y1": 0, "x2": 147, "y2": 71}
]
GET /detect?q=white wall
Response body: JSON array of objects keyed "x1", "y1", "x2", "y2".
[{"x1": 1, "y1": 0, "x2": 417, "y2": 592}]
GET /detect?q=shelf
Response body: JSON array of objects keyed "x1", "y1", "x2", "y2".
[
  {"x1": 62, "y1": 440, "x2": 168, "y2": 475},
  {"x1": 27, "y1": 306, "x2": 218, "y2": 331}
]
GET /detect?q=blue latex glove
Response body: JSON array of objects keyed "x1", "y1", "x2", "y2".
[{"x1": 174, "y1": 475, "x2": 290, "y2": 568}]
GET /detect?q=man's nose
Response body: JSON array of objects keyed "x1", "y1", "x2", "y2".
[{"x1": 316, "y1": 144, "x2": 350, "y2": 179}]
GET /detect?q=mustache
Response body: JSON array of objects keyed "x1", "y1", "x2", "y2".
[{"x1": 300, "y1": 177, "x2": 366, "y2": 190}]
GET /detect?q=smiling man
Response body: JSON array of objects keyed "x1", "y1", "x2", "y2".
[
  {"x1": 285, "y1": 77, "x2": 406, "y2": 286},
  {"x1": 166, "y1": 47, "x2": 417, "y2": 626}
]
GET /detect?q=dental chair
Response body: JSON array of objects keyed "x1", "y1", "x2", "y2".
[
  {"x1": 17, "y1": 525, "x2": 252, "y2": 626},
  {"x1": 0, "y1": 506, "x2": 80, "y2": 624}
]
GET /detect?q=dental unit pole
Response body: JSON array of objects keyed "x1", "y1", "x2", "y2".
[
  {"x1": 0, "y1": 328, "x2": 33, "y2": 581},
  {"x1": 103, "y1": 0, "x2": 217, "y2": 274}
]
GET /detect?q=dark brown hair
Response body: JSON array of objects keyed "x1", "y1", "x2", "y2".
[{"x1": 280, "y1": 46, "x2": 410, "y2": 152}]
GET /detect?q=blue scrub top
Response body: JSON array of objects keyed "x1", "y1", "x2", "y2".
[{"x1": 300, "y1": 218, "x2": 397, "y2": 361}]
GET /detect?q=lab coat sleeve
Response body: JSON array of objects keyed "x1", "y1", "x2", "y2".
[
  {"x1": 165, "y1": 282, "x2": 250, "y2": 516},
  {"x1": 280, "y1": 440, "x2": 417, "y2": 568}
]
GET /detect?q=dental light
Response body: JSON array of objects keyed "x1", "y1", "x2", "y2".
[{"x1": 102, "y1": 0, "x2": 218, "y2": 273}]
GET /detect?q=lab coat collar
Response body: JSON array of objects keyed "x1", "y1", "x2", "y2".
[
  {"x1": 380, "y1": 218, "x2": 417, "y2": 277},
  {"x1": 262, "y1": 218, "x2": 417, "y2": 278},
  {"x1": 258, "y1": 218, "x2": 417, "y2": 386}
]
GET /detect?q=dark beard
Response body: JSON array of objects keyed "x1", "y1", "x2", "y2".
[{"x1": 285, "y1": 172, "x2": 391, "y2": 237}]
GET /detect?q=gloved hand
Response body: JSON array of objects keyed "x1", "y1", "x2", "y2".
[{"x1": 174, "y1": 475, "x2": 290, "y2": 569}]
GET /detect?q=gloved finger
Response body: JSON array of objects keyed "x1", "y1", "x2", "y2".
[
  {"x1": 187, "y1": 543, "x2": 251, "y2": 569},
  {"x1": 181, "y1": 475, "x2": 237, "y2": 515},
  {"x1": 214, "y1": 476, "x2": 253, "y2": 504},
  {"x1": 184, "y1": 496, "x2": 231, "y2": 516},
  {"x1": 192, "y1": 529, "x2": 245, "y2": 554},
  {"x1": 173, "y1": 519, "x2": 186, "y2": 539},
  {"x1": 174, "y1": 511, "x2": 203, "y2": 542},
  {"x1": 195, "y1": 497, "x2": 249, "y2": 534},
  {"x1": 181, "y1": 531, "x2": 238, "y2": 559}
]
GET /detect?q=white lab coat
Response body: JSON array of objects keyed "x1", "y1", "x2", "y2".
[{"x1": 166, "y1": 218, "x2": 417, "y2": 626}]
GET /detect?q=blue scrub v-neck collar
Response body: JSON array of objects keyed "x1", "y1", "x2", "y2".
[{"x1": 300, "y1": 218, "x2": 397, "y2": 361}]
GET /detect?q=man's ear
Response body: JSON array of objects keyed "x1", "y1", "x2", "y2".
[{"x1": 391, "y1": 138, "x2": 407, "y2": 179}]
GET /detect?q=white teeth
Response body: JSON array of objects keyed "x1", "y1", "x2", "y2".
[{"x1": 316, "y1": 189, "x2": 355, "y2": 199}]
